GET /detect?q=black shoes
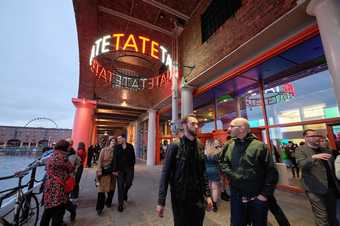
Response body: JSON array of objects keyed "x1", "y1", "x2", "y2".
[
  {"x1": 70, "y1": 211, "x2": 76, "y2": 222},
  {"x1": 221, "y1": 191, "x2": 230, "y2": 201},
  {"x1": 96, "y1": 209, "x2": 103, "y2": 216},
  {"x1": 212, "y1": 202, "x2": 218, "y2": 212},
  {"x1": 106, "y1": 203, "x2": 112, "y2": 208},
  {"x1": 118, "y1": 204, "x2": 124, "y2": 212}
]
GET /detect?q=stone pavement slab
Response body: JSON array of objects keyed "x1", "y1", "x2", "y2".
[{"x1": 67, "y1": 162, "x2": 316, "y2": 226}]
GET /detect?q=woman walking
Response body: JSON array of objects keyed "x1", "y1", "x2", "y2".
[
  {"x1": 205, "y1": 139, "x2": 222, "y2": 212},
  {"x1": 96, "y1": 137, "x2": 117, "y2": 215},
  {"x1": 40, "y1": 140, "x2": 74, "y2": 226}
]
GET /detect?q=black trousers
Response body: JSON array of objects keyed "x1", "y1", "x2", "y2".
[
  {"x1": 71, "y1": 166, "x2": 83, "y2": 199},
  {"x1": 96, "y1": 191, "x2": 114, "y2": 211},
  {"x1": 40, "y1": 204, "x2": 65, "y2": 226},
  {"x1": 117, "y1": 169, "x2": 134, "y2": 205},
  {"x1": 268, "y1": 195, "x2": 290, "y2": 226},
  {"x1": 64, "y1": 199, "x2": 76, "y2": 216},
  {"x1": 171, "y1": 197, "x2": 205, "y2": 226},
  {"x1": 306, "y1": 189, "x2": 339, "y2": 226}
]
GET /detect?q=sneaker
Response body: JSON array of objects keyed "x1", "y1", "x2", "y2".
[{"x1": 118, "y1": 205, "x2": 124, "y2": 212}]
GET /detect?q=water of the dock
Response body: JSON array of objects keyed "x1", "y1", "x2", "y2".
[{"x1": 70, "y1": 161, "x2": 316, "y2": 226}]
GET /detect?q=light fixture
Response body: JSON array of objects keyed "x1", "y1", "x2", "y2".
[{"x1": 121, "y1": 101, "x2": 128, "y2": 107}]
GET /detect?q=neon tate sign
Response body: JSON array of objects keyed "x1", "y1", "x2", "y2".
[{"x1": 89, "y1": 33, "x2": 174, "y2": 90}]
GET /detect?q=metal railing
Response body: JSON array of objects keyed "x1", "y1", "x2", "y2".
[{"x1": 0, "y1": 160, "x2": 44, "y2": 226}]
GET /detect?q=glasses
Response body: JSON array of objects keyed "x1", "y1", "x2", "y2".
[{"x1": 229, "y1": 125, "x2": 241, "y2": 128}]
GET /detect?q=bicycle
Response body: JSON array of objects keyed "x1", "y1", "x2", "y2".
[{"x1": 0, "y1": 162, "x2": 43, "y2": 226}]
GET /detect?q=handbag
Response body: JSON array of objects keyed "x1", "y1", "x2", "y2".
[
  {"x1": 64, "y1": 176, "x2": 76, "y2": 193},
  {"x1": 102, "y1": 164, "x2": 113, "y2": 175}
]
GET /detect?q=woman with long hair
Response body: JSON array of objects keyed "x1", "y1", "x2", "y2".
[
  {"x1": 205, "y1": 139, "x2": 222, "y2": 212},
  {"x1": 96, "y1": 137, "x2": 117, "y2": 215}
]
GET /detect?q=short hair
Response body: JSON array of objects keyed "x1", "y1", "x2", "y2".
[
  {"x1": 181, "y1": 114, "x2": 197, "y2": 124},
  {"x1": 121, "y1": 134, "x2": 126, "y2": 139},
  {"x1": 303, "y1": 129, "x2": 316, "y2": 137},
  {"x1": 55, "y1": 139, "x2": 70, "y2": 152}
]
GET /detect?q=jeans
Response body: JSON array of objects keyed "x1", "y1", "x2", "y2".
[{"x1": 230, "y1": 188, "x2": 268, "y2": 226}]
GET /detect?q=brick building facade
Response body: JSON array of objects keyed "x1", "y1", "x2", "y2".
[{"x1": 0, "y1": 126, "x2": 72, "y2": 147}]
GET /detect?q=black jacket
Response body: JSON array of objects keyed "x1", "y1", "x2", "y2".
[
  {"x1": 113, "y1": 143, "x2": 136, "y2": 172},
  {"x1": 158, "y1": 137, "x2": 211, "y2": 206}
]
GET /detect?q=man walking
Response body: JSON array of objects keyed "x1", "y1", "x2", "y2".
[
  {"x1": 113, "y1": 134, "x2": 135, "y2": 212},
  {"x1": 157, "y1": 115, "x2": 213, "y2": 226},
  {"x1": 220, "y1": 118, "x2": 278, "y2": 226},
  {"x1": 296, "y1": 129, "x2": 340, "y2": 226}
]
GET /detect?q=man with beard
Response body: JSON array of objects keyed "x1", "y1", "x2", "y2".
[
  {"x1": 157, "y1": 114, "x2": 213, "y2": 226},
  {"x1": 296, "y1": 129, "x2": 340, "y2": 226},
  {"x1": 220, "y1": 118, "x2": 278, "y2": 226}
]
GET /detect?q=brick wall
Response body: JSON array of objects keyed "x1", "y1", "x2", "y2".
[{"x1": 180, "y1": 0, "x2": 298, "y2": 82}]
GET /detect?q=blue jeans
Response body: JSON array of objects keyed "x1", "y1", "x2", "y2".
[{"x1": 230, "y1": 188, "x2": 268, "y2": 226}]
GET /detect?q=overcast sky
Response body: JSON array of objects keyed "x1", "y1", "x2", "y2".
[{"x1": 0, "y1": 1, "x2": 79, "y2": 129}]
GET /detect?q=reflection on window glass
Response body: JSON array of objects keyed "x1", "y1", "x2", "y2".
[{"x1": 265, "y1": 70, "x2": 339, "y2": 125}]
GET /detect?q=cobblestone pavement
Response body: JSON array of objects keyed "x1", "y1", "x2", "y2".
[{"x1": 67, "y1": 161, "x2": 316, "y2": 226}]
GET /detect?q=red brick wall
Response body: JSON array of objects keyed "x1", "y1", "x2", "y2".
[
  {"x1": 74, "y1": 0, "x2": 99, "y2": 99},
  {"x1": 180, "y1": 0, "x2": 298, "y2": 82}
]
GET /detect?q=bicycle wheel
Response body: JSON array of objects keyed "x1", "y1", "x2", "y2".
[{"x1": 16, "y1": 194, "x2": 39, "y2": 226}]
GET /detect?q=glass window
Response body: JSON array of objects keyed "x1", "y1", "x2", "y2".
[
  {"x1": 215, "y1": 75, "x2": 264, "y2": 129},
  {"x1": 265, "y1": 69, "x2": 339, "y2": 125}
]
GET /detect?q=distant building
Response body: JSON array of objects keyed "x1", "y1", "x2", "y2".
[{"x1": 0, "y1": 126, "x2": 72, "y2": 147}]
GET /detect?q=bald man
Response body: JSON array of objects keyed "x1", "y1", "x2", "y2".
[{"x1": 220, "y1": 118, "x2": 278, "y2": 226}]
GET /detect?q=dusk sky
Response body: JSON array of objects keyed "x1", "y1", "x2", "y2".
[{"x1": 0, "y1": 1, "x2": 79, "y2": 129}]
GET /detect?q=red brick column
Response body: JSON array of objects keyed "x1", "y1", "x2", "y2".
[{"x1": 71, "y1": 98, "x2": 96, "y2": 166}]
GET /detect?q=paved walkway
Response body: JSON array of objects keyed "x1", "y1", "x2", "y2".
[{"x1": 69, "y1": 161, "x2": 317, "y2": 226}]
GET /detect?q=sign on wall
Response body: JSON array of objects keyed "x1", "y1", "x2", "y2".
[{"x1": 89, "y1": 33, "x2": 175, "y2": 91}]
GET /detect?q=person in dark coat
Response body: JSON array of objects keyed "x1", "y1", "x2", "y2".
[
  {"x1": 156, "y1": 115, "x2": 213, "y2": 226},
  {"x1": 113, "y1": 134, "x2": 135, "y2": 212}
]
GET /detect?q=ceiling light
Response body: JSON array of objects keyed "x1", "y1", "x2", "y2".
[{"x1": 121, "y1": 101, "x2": 128, "y2": 107}]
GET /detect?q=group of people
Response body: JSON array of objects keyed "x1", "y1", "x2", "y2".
[
  {"x1": 38, "y1": 134, "x2": 136, "y2": 226},
  {"x1": 40, "y1": 139, "x2": 85, "y2": 226},
  {"x1": 157, "y1": 115, "x2": 340, "y2": 226}
]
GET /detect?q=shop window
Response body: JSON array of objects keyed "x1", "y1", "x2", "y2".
[
  {"x1": 265, "y1": 70, "x2": 339, "y2": 125},
  {"x1": 201, "y1": 0, "x2": 242, "y2": 42}
]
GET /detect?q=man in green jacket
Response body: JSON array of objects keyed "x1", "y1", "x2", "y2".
[
  {"x1": 220, "y1": 118, "x2": 278, "y2": 226},
  {"x1": 296, "y1": 129, "x2": 340, "y2": 226}
]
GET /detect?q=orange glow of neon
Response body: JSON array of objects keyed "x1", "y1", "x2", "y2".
[
  {"x1": 138, "y1": 36, "x2": 150, "y2": 54},
  {"x1": 112, "y1": 33, "x2": 125, "y2": 51},
  {"x1": 123, "y1": 34, "x2": 139, "y2": 52},
  {"x1": 151, "y1": 41, "x2": 159, "y2": 59}
]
